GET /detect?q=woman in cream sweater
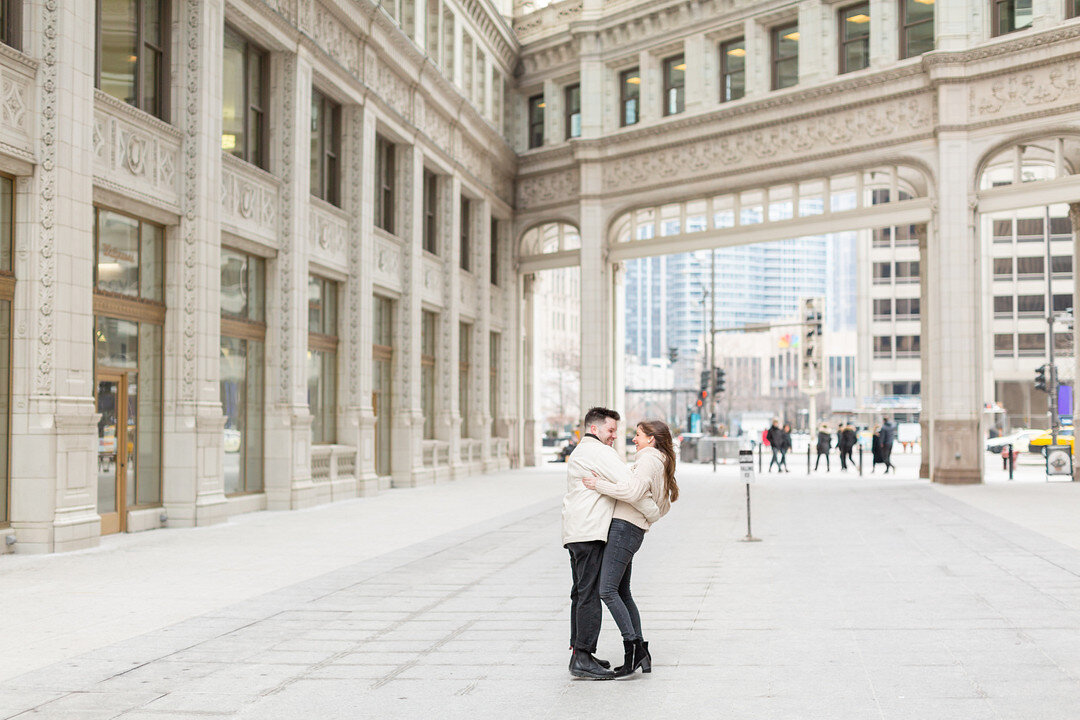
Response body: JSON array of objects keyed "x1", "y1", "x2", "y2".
[{"x1": 582, "y1": 419, "x2": 679, "y2": 677}]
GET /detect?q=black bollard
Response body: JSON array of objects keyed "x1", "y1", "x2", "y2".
[
  {"x1": 1008, "y1": 443, "x2": 1014, "y2": 481},
  {"x1": 858, "y1": 444, "x2": 863, "y2": 477},
  {"x1": 712, "y1": 443, "x2": 717, "y2": 473},
  {"x1": 758, "y1": 443, "x2": 763, "y2": 473},
  {"x1": 806, "y1": 443, "x2": 811, "y2": 474}
]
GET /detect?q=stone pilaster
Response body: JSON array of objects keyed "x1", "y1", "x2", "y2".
[
  {"x1": 683, "y1": 33, "x2": 706, "y2": 115},
  {"x1": 521, "y1": 273, "x2": 538, "y2": 467},
  {"x1": 9, "y1": 0, "x2": 99, "y2": 552},
  {"x1": 476, "y1": 200, "x2": 494, "y2": 469},
  {"x1": 869, "y1": 0, "x2": 898, "y2": 68},
  {"x1": 391, "y1": 142, "x2": 427, "y2": 487},
  {"x1": 440, "y1": 174, "x2": 463, "y2": 479},
  {"x1": 744, "y1": 18, "x2": 768, "y2": 97},
  {"x1": 163, "y1": 0, "x2": 228, "y2": 529},
  {"x1": 264, "y1": 52, "x2": 315, "y2": 509},
  {"x1": 578, "y1": 162, "x2": 614, "y2": 413},
  {"x1": 797, "y1": 0, "x2": 826, "y2": 86},
  {"x1": 936, "y1": 0, "x2": 978, "y2": 52},
  {"x1": 918, "y1": 218, "x2": 931, "y2": 479},
  {"x1": 579, "y1": 33, "x2": 602, "y2": 139},
  {"x1": 1071, "y1": 202, "x2": 1080, "y2": 482},
  {"x1": 345, "y1": 104, "x2": 378, "y2": 497}
]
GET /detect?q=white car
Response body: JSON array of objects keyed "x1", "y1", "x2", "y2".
[{"x1": 986, "y1": 429, "x2": 1036, "y2": 454}]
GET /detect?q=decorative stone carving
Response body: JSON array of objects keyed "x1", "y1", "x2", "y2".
[
  {"x1": 969, "y1": 62, "x2": 1080, "y2": 120},
  {"x1": 313, "y1": 3, "x2": 361, "y2": 76},
  {"x1": 277, "y1": 55, "x2": 298, "y2": 404},
  {"x1": 94, "y1": 95, "x2": 183, "y2": 212},
  {"x1": 459, "y1": 271, "x2": 477, "y2": 310},
  {"x1": 422, "y1": 255, "x2": 443, "y2": 304},
  {"x1": 600, "y1": 95, "x2": 934, "y2": 192},
  {"x1": 220, "y1": 158, "x2": 279, "y2": 242},
  {"x1": 309, "y1": 202, "x2": 349, "y2": 271},
  {"x1": 179, "y1": 0, "x2": 203, "y2": 401},
  {"x1": 35, "y1": 0, "x2": 58, "y2": 395},
  {"x1": 263, "y1": 0, "x2": 298, "y2": 23},
  {"x1": 516, "y1": 169, "x2": 580, "y2": 210},
  {"x1": 374, "y1": 235, "x2": 404, "y2": 291},
  {"x1": 0, "y1": 52, "x2": 34, "y2": 164},
  {"x1": 367, "y1": 50, "x2": 412, "y2": 121}
]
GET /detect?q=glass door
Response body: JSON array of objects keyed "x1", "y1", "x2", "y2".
[{"x1": 96, "y1": 371, "x2": 136, "y2": 534}]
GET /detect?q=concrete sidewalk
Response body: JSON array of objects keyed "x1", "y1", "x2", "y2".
[{"x1": 4, "y1": 462, "x2": 1080, "y2": 719}]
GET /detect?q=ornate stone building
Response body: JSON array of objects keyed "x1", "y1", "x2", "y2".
[
  {"x1": 3, "y1": 0, "x2": 1080, "y2": 553},
  {"x1": 512, "y1": 0, "x2": 1080, "y2": 488}
]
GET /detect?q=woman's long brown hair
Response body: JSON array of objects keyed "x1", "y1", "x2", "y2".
[{"x1": 637, "y1": 420, "x2": 679, "y2": 504}]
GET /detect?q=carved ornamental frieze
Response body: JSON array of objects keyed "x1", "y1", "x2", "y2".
[
  {"x1": 516, "y1": 168, "x2": 580, "y2": 211},
  {"x1": 969, "y1": 61, "x2": 1080, "y2": 122},
  {"x1": 220, "y1": 154, "x2": 279, "y2": 245},
  {"x1": 373, "y1": 234, "x2": 404, "y2": 292},
  {"x1": 0, "y1": 50, "x2": 33, "y2": 164},
  {"x1": 309, "y1": 201, "x2": 350, "y2": 272}
]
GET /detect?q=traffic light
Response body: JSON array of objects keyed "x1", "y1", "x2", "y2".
[
  {"x1": 713, "y1": 368, "x2": 726, "y2": 395},
  {"x1": 668, "y1": 346, "x2": 679, "y2": 364},
  {"x1": 1035, "y1": 364, "x2": 1048, "y2": 392},
  {"x1": 800, "y1": 297, "x2": 825, "y2": 392},
  {"x1": 699, "y1": 370, "x2": 709, "y2": 396}
]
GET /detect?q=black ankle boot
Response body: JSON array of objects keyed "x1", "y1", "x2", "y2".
[
  {"x1": 569, "y1": 649, "x2": 615, "y2": 680},
  {"x1": 614, "y1": 640, "x2": 636, "y2": 677},
  {"x1": 639, "y1": 640, "x2": 651, "y2": 673}
]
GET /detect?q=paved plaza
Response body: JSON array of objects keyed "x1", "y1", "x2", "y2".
[{"x1": 4, "y1": 457, "x2": 1080, "y2": 719}]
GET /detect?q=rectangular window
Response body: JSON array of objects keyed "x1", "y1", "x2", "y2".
[
  {"x1": 442, "y1": 8, "x2": 455, "y2": 81},
  {"x1": 873, "y1": 298, "x2": 892, "y2": 319},
  {"x1": 1053, "y1": 293, "x2": 1073, "y2": 313},
  {"x1": 374, "y1": 135, "x2": 395, "y2": 234},
  {"x1": 459, "y1": 323, "x2": 471, "y2": 438},
  {"x1": 873, "y1": 261, "x2": 892, "y2": 284},
  {"x1": 462, "y1": 34, "x2": 474, "y2": 101},
  {"x1": 1071, "y1": 0, "x2": 1080, "y2": 18},
  {"x1": 992, "y1": 0, "x2": 1033, "y2": 36},
  {"x1": 310, "y1": 88, "x2": 341, "y2": 206},
  {"x1": 993, "y1": 257, "x2": 1014, "y2": 278},
  {"x1": 873, "y1": 335, "x2": 892, "y2": 358},
  {"x1": 1017, "y1": 331, "x2": 1045, "y2": 356},
  {"x1": 220, "y1": 249, "x2": 266, "y2": 495},
  {"x1": 0, "y1": 176, "x2": 12, "y2": 525},
  {"x1": 772, "y1": 23, "x2": 799, "y2": 90},
  {"x1": 477, "y1": 52, "x2": 487, "y2": 112},
  {"x1": 720, "y1": 39, "x2": 746, "y2": 102},
  {"x1": 993, "y1": 295, "x2": 1014, "y2": 317},
  {"x1": 307, "y1": 276, "x2": 338, "y2": 444},
  {"x1": 994, "y1": 333, "x2": 1014, "y2": 357},
  {"x1": 426, "y1": 0, "x2": 440, "y2": 62},
  {"x1": 896, "y1": 297, "x2": 920, "y2": 319},
  {"x1": 895, "y1": 261, "x2": 919, "y2": 283},
  {"x1": 1016, "y1": 256, "x2": 1044, "y2": 278},
  {"x1": 490, "y1": 217, "x2": 500, "y2": 286},
  {"x1": 421, "y1": 311, "x2": 437, "y2": 440},
  {"x1": 489, "y1": 331, "x2": 499, "y2": 438},
  {"x1": 620, "y1": 68, "x2": 641, "y2": 126},
  {"x1": 1016, "y1": 216, "x2": 1044, "y2": 240},
  {"x1": 839, "y1": 4, "x2": 870, "y2": 74},
  {"x1": 0, "y1": 0, "x2": 20, "y2": 50},
  {"x1": 895, "y1": 223, "x2": 924, "y2": 247},
  {"x1": 900, "y1": 0, "x2": 934, "y2": 58},
  {"x1": 992, "y1": 218, "x2": 1014, "y2": 243},
  {"x1": 93, "y1": 208, "x2": 166, "y2": 517},
  {"x1": 1052, "y1": 255, "x2": 1073, "y2": 277},
  {"x1": 402, "y1": 0, "x2": 415, "y2": 39},
  {"x1": 423, "y1": 169, "x2": 438, "y2": 255},
  {"x1": 460, "y1": 197, "x2": 471, "y2": 271},
  {"x1": 895, "y1": 335, "x2": 920, "y2": 357},
  {"x1": 663, "y1": 55, "x2": 685, "y2": 116},
  {"x1": 1017, "y1": 294, "x2": 1045, "y2": 317},
  {"x1": 222, "y1": 26, "x2": 268, "y2": 168},
  {"x1": 373, "y1": 295, "x2": 393, "y2": 477},
  {"x1": 528, "y1": 94, "x2": 545, "y2": 149},
  {"x1": 564, "y1": 84, "x2": 581, "y2": 139},
  {"x1": 97, "y1": 0, "x2": 167, "y2": 118}
]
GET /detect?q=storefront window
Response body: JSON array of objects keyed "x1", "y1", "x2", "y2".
[
  {"x1": 373, "y1": 296, "x2": 393, "y2": 476},
  {"x1": 308, "y1": 276, "x2": 338, "y2": 444}
]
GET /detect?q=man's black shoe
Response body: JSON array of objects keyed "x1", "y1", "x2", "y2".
[
  {"x1": 590, "y1": 654, "x2": 610, "y2": 669},
  {"x1": 569, "y1": 650, "x2": 615, "y2": 679}
]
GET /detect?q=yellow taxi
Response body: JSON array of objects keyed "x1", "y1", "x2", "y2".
[{"x1": 1029, "y1": 427, "x2": 1074, "y2": 454}]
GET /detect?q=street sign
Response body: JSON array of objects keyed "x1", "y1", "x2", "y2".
[
  {"x1": 1045, "y1": 445, "x2": 1072, "y2": 480},
  {"x1": 739, "y1": 449, "x2": 755, "y2": 483}
]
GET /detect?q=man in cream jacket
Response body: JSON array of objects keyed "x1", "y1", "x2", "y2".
[{"x1": 562, "y1": 407, "x2": 661, "y2": 680}]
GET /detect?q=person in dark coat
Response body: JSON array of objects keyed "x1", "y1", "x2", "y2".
[
  {"x1": 778, "y1": 424, "x2": 792, "y2": 472},
  {"x1": 870, "y1": 425, "x2": 884, "y2": 473},
  {"x1": 814, "y1": 424, "x2": 832, "y2": 472},
  {"x1": 766, "y1": 419, "x2": 783, "y2": 472},
  {"x1": 880, "y1": 418, "x2": 897, "y2": 474},
  {"x1": 838, "y1": 424, "x2": 857, "y2": 471}
]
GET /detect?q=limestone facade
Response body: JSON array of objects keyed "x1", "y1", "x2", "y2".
[{"x1": 0, "y1": 0, "x2": 519, "y2": 553}]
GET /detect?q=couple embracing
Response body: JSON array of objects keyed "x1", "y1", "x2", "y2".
[{"x1": 561, "y1": 407, "x2": 679, "y2": 680}]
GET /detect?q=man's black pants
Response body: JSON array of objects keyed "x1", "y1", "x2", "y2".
[{"x1": 567, "y1": 540, "x2": 605, "y2": 653}]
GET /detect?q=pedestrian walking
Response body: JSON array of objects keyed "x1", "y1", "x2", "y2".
[
  {"x1": 838, "y1": 424, "x2": 857, "y2": 471},
  {"x1": 880, "y1": 418, "x2": 897, "y2": 474},
  {"x1": 583, "y1": 419, "x2": 678, "y2": 677},
  {"x1": 778, "y1": 423, "x2": 792, "y2": 472},
  {"x1": 562, "y1": 407, "x2": 660, "y2": 680},
  {"x1": 814, "y1": 423, "x2": 832, "y2": 472},
  {"x1": 870, "y1": 424, "x2": 884, "y2": 473},
  {"x1": 766, "y1": 419, "x2": 783, "y2": 472}
]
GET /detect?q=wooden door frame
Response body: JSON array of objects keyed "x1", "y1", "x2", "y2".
[{"x1": 96, "y1": 370, "x2": 129, "y2": 535}]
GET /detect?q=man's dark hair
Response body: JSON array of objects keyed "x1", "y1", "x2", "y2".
[{"x1": 583, "y1": 407, "x2": 620, "y2": 429}]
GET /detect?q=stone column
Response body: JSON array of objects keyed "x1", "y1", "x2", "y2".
[
  {"x1": 926, "y1": 122, "x2": 984, "y2": 483},
  {"x1": 345, "y1": 104, "x2": 378, "y2": 497},
  {"x1": 1032, "y1": 0, "x2": 1063, "y2": 29},
  {"x1": 918, "y1": 220, "x2": 931, "y2": 479},
  {"x1": 161, "y1": 0, "x2": 229, "y2": 528},
  {"x1": 439, "y1": 174, "x2": 463, "y2": 480},
  {"x1": 869, "y1": 0, "x2": 898, "y2": 68},
  {"x1": 476, "y1": 200, "x2": 494, "y2": 469},
  {"x1": 579, "y1": 162, "x2": 614, "y2": 413},
  {"x1": 543, "y1": 79, "x2": 558, "y2": 146},
  {"x1": 521, "y1": 272, "x2": 538, "y2": 466},
  {"x1": 744, "y1": 18, "x2": 768, "y2": 97},
  {"x1": 10, "y1": 0, "x2": 99, "y2": 552},
  {"x1": 579, "y1": 34, "x2": 603, "y2": 138},
  {"x1": 684, "y1": 33, "x2": 707, "y2": 115},
  {"x1": 264, "y1": 52, "x2": 315, "y2": 509},
  {"x1": 637, "y1": 51, "x2": 657, "y2": 123},
  {"x1": 935, "y1": 0, "x2": 977, "y2": 51},
  {"x1": 797, "y1": 0, "x2": 827, "y2": 86},
  {"x1": 392, "y1": 142, "x2": 428, "y2": 487}
]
